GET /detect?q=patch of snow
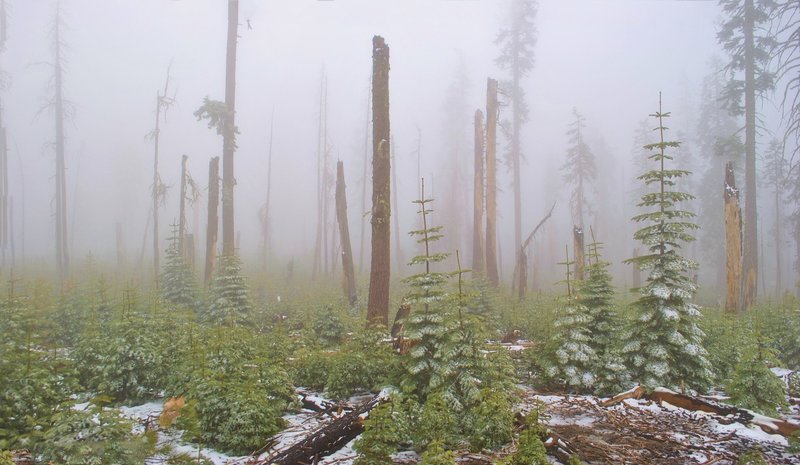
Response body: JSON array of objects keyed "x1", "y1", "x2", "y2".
[
  {"x1": 118, "y1": 401, "x2": 163, "y2": 421},
  {"x1": 711, "y1": 418, "x2": 788, "y2": 446},
  {"x1": 319, "y1": 437, "x2": 359, "y2": 464},
  {"x1": 547, "y1": 413, "x2": 595, "y2": 427}
]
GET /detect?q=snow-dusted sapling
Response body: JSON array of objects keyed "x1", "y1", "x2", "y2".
[{"x1": 622, "y1": 96, "x2": 712, "y2": 392}]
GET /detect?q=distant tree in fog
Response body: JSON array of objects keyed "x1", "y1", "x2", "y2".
[
  {"x1": 495, "y1": 0, "x2": 537, "y2": 259},
  {"x1": 561, "y1": 108, "x2": 596, "y2": 231},
  {"x1": 718, "y1": 0, "x2": 776, "y2": 309}
]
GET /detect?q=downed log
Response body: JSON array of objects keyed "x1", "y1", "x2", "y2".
[
  {"x1": 603, "y1": 386, "x2": 800, "y2": 438},
  {"x1": 600, "y1": 385, "x2": 646, "y2": 407},
  {"x1": 259, "y1": 393, "x2": 384, "y2": 465}
]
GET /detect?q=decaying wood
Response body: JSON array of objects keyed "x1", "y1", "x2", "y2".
[
  {"x1": 724, "y1": 161, "x2": 743, "y2": 313},
  {"x1": 259, "y1": 393, "x2": 384, "y2": 465}
]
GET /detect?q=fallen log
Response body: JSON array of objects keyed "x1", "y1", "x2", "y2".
[
  {"x1": 259, "y1": 393, "x2": 384, "y2": 465},
  {"x1": 603, "y1": 386, "x2": 800, "y2": 438}
]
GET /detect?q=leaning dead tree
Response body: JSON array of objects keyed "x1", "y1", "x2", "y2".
[
  {"x1": 485, "y1": 78, "x2": 500, "y2": 287},
  {"x1": 514, "y1": 202, "x2": 556, "y2": 300},
  {"x1": 724, "y1": 161, "x2": 742, "y2": 313},
  {"x1": 148, "y1": 66, "x2": 174, "y2": 282},
  {"x1": 204, "y1": 157, "x2": 220, "y2": 286},
  {"x1": 335, "y1": 161, "x2": 357, "y2": 307},
  {"x1": 472, "y1": 109, "x2": 485, "y2": 276},
  {"x1": 367, "y1": 35, "x2": 391, "y2": 327}
]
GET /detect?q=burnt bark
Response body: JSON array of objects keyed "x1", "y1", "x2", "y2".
[{"x1": 366, "y1": 35, "x2": 391, "y2": 328}]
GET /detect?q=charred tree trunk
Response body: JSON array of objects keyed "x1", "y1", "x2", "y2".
[
  {"x1": 204, "y1": 157, "x2": 220, "y2": 286},
  {"x1": 742, "y1": 0, "x2": 758, "y2": 309},
  {"x1": 573, "y1": 225, "x2": 585, "y2": 281},
  {"x1": 179, "y1": 154, "x2": 188, "y2": 256},
  {"x1": 221, "y1": 0, "x2": 238, "y2": 257},
  {"x1": 366, "y1": 35, "x2": 391, "y2": 328},
  {"x1": 54, "y1": 9, "x2": 69, "y2": 283},
  {"x1": 472, "y1": 109, "x2": 485, "y2": 276},
  {"x1": 485, "y1": 78, "x2": 499, "y2": 287},
  {"x1": 725, "y1": 162, "x2": 743, "y2": 313},
  {"x1": 336, "y1": 161, "x2": 357, "y2": 307}
]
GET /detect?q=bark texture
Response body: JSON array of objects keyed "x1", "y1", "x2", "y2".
[
  {"x1": 724, "y1": 162, "x2": 743, "y2": 313},
  {"x1": 366, "y1": 35, "x2": 391, "y2": 327}
]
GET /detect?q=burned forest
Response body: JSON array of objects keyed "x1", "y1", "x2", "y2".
[{"x1": 3, "y1": 1, "x2": 800, "y2": 464}]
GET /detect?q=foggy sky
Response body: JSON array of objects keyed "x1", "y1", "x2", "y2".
[{"x1": 3, "y1": 0, "x2": 733, "y2": 283}]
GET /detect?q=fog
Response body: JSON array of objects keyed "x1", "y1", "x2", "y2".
[{"x1": 2, "y1": 0, "x2": 793, "y2": 296}]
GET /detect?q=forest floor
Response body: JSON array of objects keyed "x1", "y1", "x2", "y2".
[{"x1": 105, "y1": 379, "x2": 799, "y2": 465}]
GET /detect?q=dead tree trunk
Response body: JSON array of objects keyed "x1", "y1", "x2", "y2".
[
  {"x1": 116, "y1": 222, "x2": 124, "y2": 270},
  {"x1": 221, "y1": 0, "x2": 238, "y2": 257},
  {"x1": 179, "y1": 154, "x2": 188, "y2": 256},
  {"x1": 53, "y1": 9, "x2": 69, "y2": 283},
  {"x1": 259, "y1": 394, "x2": 385, "y2": 465},
  {"x1": 391, "y1": 138, "x2": 404, "y2": 272},
  {"x1": 313, "y1": 73, "x2": 326, "y2": 280},
  {"x1": 0, "y1": 109, "x2": 7, "y2": 268},
  {"x1": 204, "y1": 157, "x2": 220, "y2": 286},
  {"x1": 485, "y1": 78, "x2": 499, "y2": 287},
  {"x1": 262, "y1": 112, "x2": 274, "y2": 272},
  {"x1": 725, "y1": 162, "x2": 743, "y2": 313},
  {"x1": 336, "y1": 161, "x2": 357, "y2": 307},
  {"x1": 573, "y1": 226, "x2": 585, "y2": 281},
  {"x1": 516, "y1": 202, "x2": 555, "y2": 300},
  {"x1": 151, "y1": 66, "x2": 173, "y2": 283},
  {"x1": 366, "y1": 35, "x2": 391, "y2": 328},
  {"x1": 472, "y1": 109, "x2": 485, "y2": 276},
  {"x1": 359, "y1": 77, "x2": 371, "y2": 275}
]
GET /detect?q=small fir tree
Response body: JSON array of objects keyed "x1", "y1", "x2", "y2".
[
  {"x1": 160, "y1": 224, "x2": 197, "y2": 308},
  {"x1": 726, "y1": 330, "x2": 787, "y2": 416},
  {"x1": 622, "y1": 96, "x2": 712, "y2": 392},
  {"x1": 546, "y1": 246, "x2": 596, "y2": 391},
  {"x1": 204, "y1": 254, "x2": 251, "y2": 326},
  {"x1": 354, "y1": 398, "x2": 403, "y2": 465},
  {"x1": 582, "y1": 232, "x2": 628, "y2": 395},
  {"x1": 420, "y1": 440, "x2": 457, "y2": 465},
  {"x1": 401, "y1": 179, "x2": 454, "y2": 399}
]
